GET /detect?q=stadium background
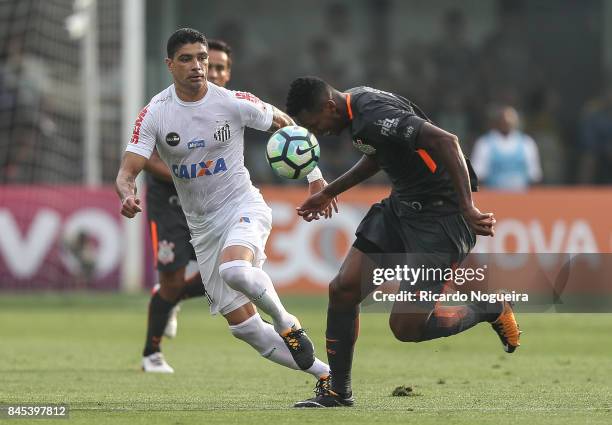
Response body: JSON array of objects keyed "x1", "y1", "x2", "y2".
[
  {"x1": 1, "y1": 1, "x2": 612, "y2": 424},
  {"x1": 1, "y1": 0, "x2": 611, "y2": 292}
]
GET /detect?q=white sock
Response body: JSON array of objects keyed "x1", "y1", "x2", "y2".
[
  {"x1": 229, "y1": 313, "x2": 329, "y2": 378},
  {"x1": 219, "y1": 260, "x2": 296, "y2": 333}
]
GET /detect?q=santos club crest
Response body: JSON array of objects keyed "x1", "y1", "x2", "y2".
[{"x1": 214, "y1": 121, "x2": 231, "y2": 142}]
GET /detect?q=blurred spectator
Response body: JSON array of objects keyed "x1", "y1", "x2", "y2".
[
  {"x1": 427, "y1": 8, "x2": 481, "y2": 146},
  {"x1": 577, "y1": 80, "x2": 612, "y2": 184},
  {"x1": 299, "y1": 37, "x2": 348, "y2": 89},
  {"x1": 388, "y1": 41, "x2": 437, "y2": 112},
  {"x1": 300, "y1": 2, "x2": 364, "y2": 90},
  {"x1": 431, "y1": 9, "x2": 476, "y2": 97},
  {"x1": 478, "y1": 1, "x2": 531, "y2": 106},
  {"x1": 214, "y1": 19, "x2": 266, "y2": 93},
  {"x1": 524, "y1": 87, "x2": 566, "y2": 184},
  {"x1": 435, "y1": 93, "x2": 471, "y2": 150},
  {"x1": 61, "y1": 230, "x2": 98, "y2": 289},
  {"x1": 363, "y1": 0, "x2": 393, "y2": 89},
  {"x1": 471, "y1": 105, "x2": 542, "y2": 191},
  {"x1": 0, "y1": 34, "x2": 55, "y2": 182}
]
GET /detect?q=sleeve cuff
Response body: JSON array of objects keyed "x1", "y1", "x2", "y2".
[
  {"x1": 306, "y1": 166, "x2": 323, "y2": 183},
  {"x1": 262, "y1": 102, "x2": 274, "y2": 130}
]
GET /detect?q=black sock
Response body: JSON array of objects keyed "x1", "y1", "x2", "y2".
[
  {"x1": 326, "y1": 307, "x2": 359, "y2": 398},
  {"x1": 480, "y1": 300, "x2": 504, "y2": 322},
  {"x1": 180, "y1": 279, "x2": 206, "y2": 300},
  {"x1": 419, "y1": 301, "x2": 503, "y2": 341},
  {"x1": 143, "y1": 292, "x2": 176, "y2": 356}
]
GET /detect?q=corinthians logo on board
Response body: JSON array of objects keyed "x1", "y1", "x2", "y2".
[{"x1": 214, "y1": 121, "x2": 231, "y2": 142}]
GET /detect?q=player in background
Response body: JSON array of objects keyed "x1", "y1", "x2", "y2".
[
  {"x1": 117, "y1": 29, "x2": 332, "y2": 385},
  {"x1": 285, "y1": 77, "x2": 520, "y2": 407},
  {"x1": 471, "y1": 105, "x2": 542, "y2": 191},
  {"x1": 140, "y1": 39, "x2": 240, "y2": 373}
]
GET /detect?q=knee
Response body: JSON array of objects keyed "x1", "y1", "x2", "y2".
[
  {"x1": 388, "y1": 314, "x2": 424, "y2": 343},
  {"x1": 219, "y1": 261, "x2": 251, "y2": 289},
  {"x1": 329, "y1": 276, "x2": 360, "y2": 308},
  {"x1": 159, "y1": 271, "x2": 187, "y2": 301}
]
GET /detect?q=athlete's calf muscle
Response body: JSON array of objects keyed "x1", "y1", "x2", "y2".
[{"x1": 329, "y1": 247, "x2": 378, "y2": 309}]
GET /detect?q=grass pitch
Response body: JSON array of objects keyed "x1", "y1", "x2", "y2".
[{"x1": 1, "y1": 294, "x2": 611, "y2": 424}]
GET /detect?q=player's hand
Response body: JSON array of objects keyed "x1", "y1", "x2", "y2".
[
  {"x1": 308, "y1": 178, "x2": 339, "y2": 219},
  {"x1": 120, "y1": 195, "x2": 142, "y2": 218},
  {"x1": 462, "y1": 205, "x2": 495, "y2": 236},
  {"x1": 297, "y1": 191, "x2": 334, "y2": 222}
]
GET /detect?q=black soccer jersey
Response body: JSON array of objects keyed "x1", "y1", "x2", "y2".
[
  {"x1": 346, "y1": 86, "x2": 477, "y2": 213},
  {"x1": 146, "y1": 173, "x2": 177, "y2": 199}
]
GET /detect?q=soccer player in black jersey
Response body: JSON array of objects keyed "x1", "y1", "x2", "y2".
[
  {"x1": 140, "y1": 39, "x2": 235, "y2": 373},
  {"x1": 286, "y1": 77, "x2": 521, "y2": 407}
]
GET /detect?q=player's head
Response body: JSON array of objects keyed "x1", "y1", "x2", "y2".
[
  {"x1": 165, "y1": 28, "x2": 209, "y2": 92},
  {"x1": 286, "y1": 76, "x2": 348, "y2": 137},
  {"x1": 207, "y1": 39, "x2": 232, "y2": 87}
]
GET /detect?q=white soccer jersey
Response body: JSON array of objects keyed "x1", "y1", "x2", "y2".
[{"x1": 126, "y1": 83, "x2": 273, "y2": 227}]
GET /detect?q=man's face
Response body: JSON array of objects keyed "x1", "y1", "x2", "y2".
[
  {"x1": 207, "y1": 49, "x2": 231, "y2": 87},
  {"x1": 166, "y1": 42, "x2": 208, "y2": 91},
  {"x1": 497, "y1": 107, "x2": 518, "y2": 134},
  {"x1": 296, "y1": 101, "x2": 345, "y2": 137}
]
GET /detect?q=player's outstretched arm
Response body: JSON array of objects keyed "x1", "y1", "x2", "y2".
[
  {"x1": 116, "y1": 152, "x2": 147, "y2": 218},
  {"x1": 307, "y1": 177, "x2": 339, "y2": 219},
  {"x1": 297, "y1": 155, "x2": 379, "y2": 221},
  {"x1": 415, "y1": 122, "x2": 495, "y2": 237},
  {"x1": 144, "y1": 149, "x2": 173, "y2": 182},
  {"x1": 268, "y1": 106, "x2": 296, "y2": 132}
]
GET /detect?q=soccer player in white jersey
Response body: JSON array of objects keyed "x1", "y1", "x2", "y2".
[
  {"x1": 139, "y1": 40, "x2": 241, "y2": 374},
  {"x1": 116, "y1": 28, "x2": 332, "y2": 385}
]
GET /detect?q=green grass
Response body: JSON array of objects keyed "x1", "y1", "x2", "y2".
[{"x1": 1, "y1": 294, "x2": 611, "y2": 424}]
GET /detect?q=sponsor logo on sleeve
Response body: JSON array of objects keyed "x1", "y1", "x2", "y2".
[
  {"x1": 234, "y1": 91, "x2": 261, "y2": 104},
  {"x1": 130, "y1": 105, "x2": 149, "y2": 144}
]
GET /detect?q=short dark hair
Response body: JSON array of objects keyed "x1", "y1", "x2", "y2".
[
  {"x1": 207, "y1": 39, "x2": 233, "y2": 67},
  {"x1": 167, "y1": 28, "x2": 207, "y2": 59},
  {"x1": 286, "y1": 76, "x2": 330, "y2": 116}
]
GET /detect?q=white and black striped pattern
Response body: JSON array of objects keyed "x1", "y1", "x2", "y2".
[{"x1": 214, "y1": 123, "x2": 231, "y2": 142}]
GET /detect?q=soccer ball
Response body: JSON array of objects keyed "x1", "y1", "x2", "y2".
[{"x1": 266, "y1": 125, "x2": 320, "y2": 179}]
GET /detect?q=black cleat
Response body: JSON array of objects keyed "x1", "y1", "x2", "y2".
[
  {"x1": 294, "y1": 375, "x2": 355, "y2": 408},
  {"x1": 281, "y1": 328, "x2": 315, "y2": 370}
]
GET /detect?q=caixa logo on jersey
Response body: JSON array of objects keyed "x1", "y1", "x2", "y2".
[{"x1": 172, "y1": 158, "x2": 228, "y2": 179}]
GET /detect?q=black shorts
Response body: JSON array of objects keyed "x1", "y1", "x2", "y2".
[
  {"x1": 353, "y1": 196, "x2": 476, "y2": 296},
  {"x1": 146, "y1": 179, "x2": 196, "y2": 272}
]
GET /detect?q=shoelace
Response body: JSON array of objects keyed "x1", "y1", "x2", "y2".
[
  {"x1": 283, "y1": 329, "x2": 305, "y2": 351},
  {"x1": 314, "y1": 376, "x2": 332, "y2": 397}
]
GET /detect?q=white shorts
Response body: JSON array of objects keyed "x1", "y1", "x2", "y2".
[{"x1": 188, "y1": 197, "x2": 272, "y2": 316}]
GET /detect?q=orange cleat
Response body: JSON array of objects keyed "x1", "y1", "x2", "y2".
[{"x1": 491, "y1": 300, "x2": 522, "y2": 353}]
